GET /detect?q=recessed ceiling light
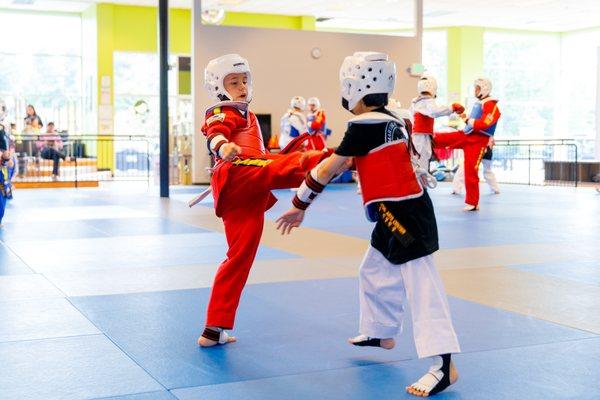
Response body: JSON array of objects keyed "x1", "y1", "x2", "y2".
[{"x1": 12, "y1": 0, "x2": 35, "y2": 4}]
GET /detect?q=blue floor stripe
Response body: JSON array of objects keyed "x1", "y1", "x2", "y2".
[
  {"x1": 69, "y1": 278, "x2": 596, "y2": 390},
  {"x1": 172, "y1": 337, "x2": 600, "y2": 400}
]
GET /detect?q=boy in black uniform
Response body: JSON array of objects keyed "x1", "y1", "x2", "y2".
[{"x1": 276, "y1": 52, "x2": 460, "y2": 397}]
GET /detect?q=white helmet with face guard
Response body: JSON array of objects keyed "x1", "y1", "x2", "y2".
[
  {"x1": 290, "y1": 96, "x2": 306, "y2": 110},
  {"x1": 474, "y1": 77, "x2": 492, "y2": 99},
  {"x1": 307, "y1": 97, "x2": 321, "y2": 109},
  {"x1": 339, "y1": 52, "x2": 396, "y2": 111},
  {"x1": 204, "y1": 54, "x2": 253, "y2": 102},
  {"x1": 417, "y1": 76, "x2": 438, "y2": 97}
]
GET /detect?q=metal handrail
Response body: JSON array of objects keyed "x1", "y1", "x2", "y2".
[
  {"x1": 491, "y1": 140, "x2": 579, "y2": 187},
  {"x1": 495, "y1": 138, "x2": 576, "y2": 145}
]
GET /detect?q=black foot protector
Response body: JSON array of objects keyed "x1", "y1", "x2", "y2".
[
  {"x1": 349, "y1": 334, "x2": 382, "y2": 348},
  {"x1": 408, "y1": 353, "x2": 456, "y2": 397},
  {"x1": 201, "y1": 327, "x2": 221, "y2": 342},
  {"x1": 428, "y1": 354, "x2": 452, "y2": 396}
]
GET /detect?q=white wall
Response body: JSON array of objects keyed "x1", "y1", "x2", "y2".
[
  {"x1": 597, "y1": 46, "x2": 600, "y2": 160},
  {"x1": 192, "y1": 1, "x2": 422, "y2": 183}
]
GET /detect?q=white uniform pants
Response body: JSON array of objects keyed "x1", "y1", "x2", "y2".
[
  {"x1": 358, "y1": 246, "x2": 461, "y2": 358},
  {"x1": 452, "y1": 159, "x2": 500, "y2": 194},
  {"x1": 482, "y1": 159, "x2": 500, "y2": 192},
  {"x1": 412, "y1": 134, "x2": 433, "y2": 172}
]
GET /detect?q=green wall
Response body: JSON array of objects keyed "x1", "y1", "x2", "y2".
[
  {"x1": 447, "y1": 26, "x2": 484, "y2": 103},
  {"x1": 92, "y1": 6, "x2": 317, "y2": 166},
  {"x1": 221, "y1": 12, "x2": 315, "y2": 30}
]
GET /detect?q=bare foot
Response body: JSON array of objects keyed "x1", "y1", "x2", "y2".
[
  {"x1": 197, "y1": 327, "x2": 236, "y2": 347},
  {"x1": 406, "y1": 360, "x2": 458, "y2": 397},
  {"x1": 197, "y1": 335, "x2": 236, "y2": 347},
  {"x1": 378, "y1": 337, "x2": 395, "y2": 349}
]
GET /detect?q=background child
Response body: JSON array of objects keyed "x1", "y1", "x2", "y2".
[
  {"x1": 279, "y1": 96, "x2": 308, "y2": 150},
  {"x1": 410, "y1": 76, "x2": 464, "y2": 172}
]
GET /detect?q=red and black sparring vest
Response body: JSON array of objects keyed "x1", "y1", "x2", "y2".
[
  {"x1": 412, "y1": 112, "x2": 434, "y2": 135},
  {"x1": 351, "y1": 113, "x2": 424, "y2": 222},
  {"x1": 205, "y1": 101, "x2": 266, "y2": 157},
  {"x1": 230, "y1": 111, "x2": 265, "y2": 157}
]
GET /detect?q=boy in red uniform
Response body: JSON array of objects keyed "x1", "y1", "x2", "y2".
[
  {"x1": 306, "y1": 97, "x2": 328, "y2": 151},
  {"x1": 277, "y1": 52, "x2": 461, "y2": 397},
  {"x1": 434, "y1": 78, "x2": 501, "y2": 211},
  {"x1": 198, "y1": 54, "x2": 330, "y2": 347}
]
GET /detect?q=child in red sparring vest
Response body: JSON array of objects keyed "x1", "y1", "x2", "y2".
[
  {"x1": 410, "y1": 76, "x2": 464, "y2": 172},
  {"x1": 198, "y1": 54, "x2": 330, "y2": 347},
  {"x1": 306, "y1": 97, "x2": 328, "y2": 151},
  {"x1": 434, "y1": 77, "x2": 501, "y2": 211},
  {"x1": 277, "y1": 52, "x2": 461, "y2": 398}
]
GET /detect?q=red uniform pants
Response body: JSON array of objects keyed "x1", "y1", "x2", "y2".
[
  {"x1": 434, "y1": 131, "x2": 489, "y2": 206},
  {"x1": 306, "y1": 133, "x2": 327, "y2": 151},
  {"x1": 206, "y1": 151, "x2": 325, "y2": 329}
]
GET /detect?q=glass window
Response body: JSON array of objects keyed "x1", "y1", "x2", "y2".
[
  {"x1": 0, "y1": 11, "x2": 81, "y2": 56},
  {"x1": 560, "y1": 29, "x2": 600, "y2": 159},
  {"x1": 483, "y1": 31, "x2": 560, "y2": 138},
  {"x1": 113, "y1": 52, "x2": 181, "y2": 136},
  {"x1": 0, "y1": 10, "x2": 82, "y2": 134},
  {"x1": 422, "y1": 30, "x2": 448, "y2": 105}
]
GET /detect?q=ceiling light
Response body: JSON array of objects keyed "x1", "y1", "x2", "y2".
[{"x1": 201, "y1": 8, "x2": 225, "y2": 25}]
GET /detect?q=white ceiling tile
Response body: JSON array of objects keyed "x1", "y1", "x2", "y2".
[{"x1": 0, "y1": 0, "x2": 598, "y2": 32}]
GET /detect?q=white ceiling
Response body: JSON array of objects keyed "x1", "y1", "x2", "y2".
[{"x1": 0, "y1": 0, "x2": 599, "y2": 32}]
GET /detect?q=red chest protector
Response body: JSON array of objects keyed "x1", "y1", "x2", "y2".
[
  {"x1": 351, "y1": 113, "x2": 424, "y2": 222},
  {"x1": 412, "y1": 112, "x2": 434, "y2": 135},
  {"x1": 230, "y1": 111, "x2": 266, "y2": 157}
]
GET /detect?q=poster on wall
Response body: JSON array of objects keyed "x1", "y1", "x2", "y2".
[{"x1": 99, "y1": 75, "x2": 113, "y2": 135}]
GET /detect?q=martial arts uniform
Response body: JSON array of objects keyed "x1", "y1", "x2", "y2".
[
  {"x1": 410, "y1": 95, "x2": 455, "y2": 172},
  {"x1": 202, "y1": 101, "x2": 328, "y2": 329},
  {"x1": 306, "y1": 108, "x2": 328, "y2": 151},
  {"x1": 434, "y1": 97, "x2": 501, "y2": 207},
  {"x1": 335, "y1": 107, "x2": 461, "y2": 358}
]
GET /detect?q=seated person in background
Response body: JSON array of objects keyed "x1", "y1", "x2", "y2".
[
  {"x1": 23, "y1": 104, "x2": 43, "y2": 133},
  {"x1": 38, "y1": 122, "x2": 69, "y2": 180}
]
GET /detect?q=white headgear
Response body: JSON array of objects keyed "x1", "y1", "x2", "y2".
[
  {"x1": 474, "y1": 77, "x2": 492, "y2": 99},
  {"x1": 307, "y1": 97, "x2": 321, "y2": 109},
  {"x1": 204, "y1": 54, "x2": 253, "y2": 102},
  {"x1": 417, "y1": 76, "x2": 438, "y2": 97},
  {"x1": 339, "y1": 52, "x2": 396, "y2": 111},
  {"x1": 290, "y1": 96, "x2": 306, "y2": 110}
]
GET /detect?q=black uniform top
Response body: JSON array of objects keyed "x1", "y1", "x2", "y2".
[
  {"x1": 0, "y1": 130, "x2": 8, "y2": 152},
  {"x1": 335, "y1": 107, "x2": 439, "y2": 265}
]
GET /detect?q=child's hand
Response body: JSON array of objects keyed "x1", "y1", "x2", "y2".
[
  {"x1": 451, "y1": 103, "x2": 465, "y2": 114},
  {"x1": 276, "y1": 208, "x2": 306, "y2": 235},
  {"x1": 220, "y1": 142, "x2": 241, "y2": 162}
]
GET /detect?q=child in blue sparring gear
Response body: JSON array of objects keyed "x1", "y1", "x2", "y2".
[
  {"x1": 279, "y1": 96, "x2": 308, "y2": 150},
  {"x1": 0, "y1": 131, "x2": 12, "y2": 226},
  {"x1": 276, "y1": 52, "x2": 461, "y2": 398}
]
